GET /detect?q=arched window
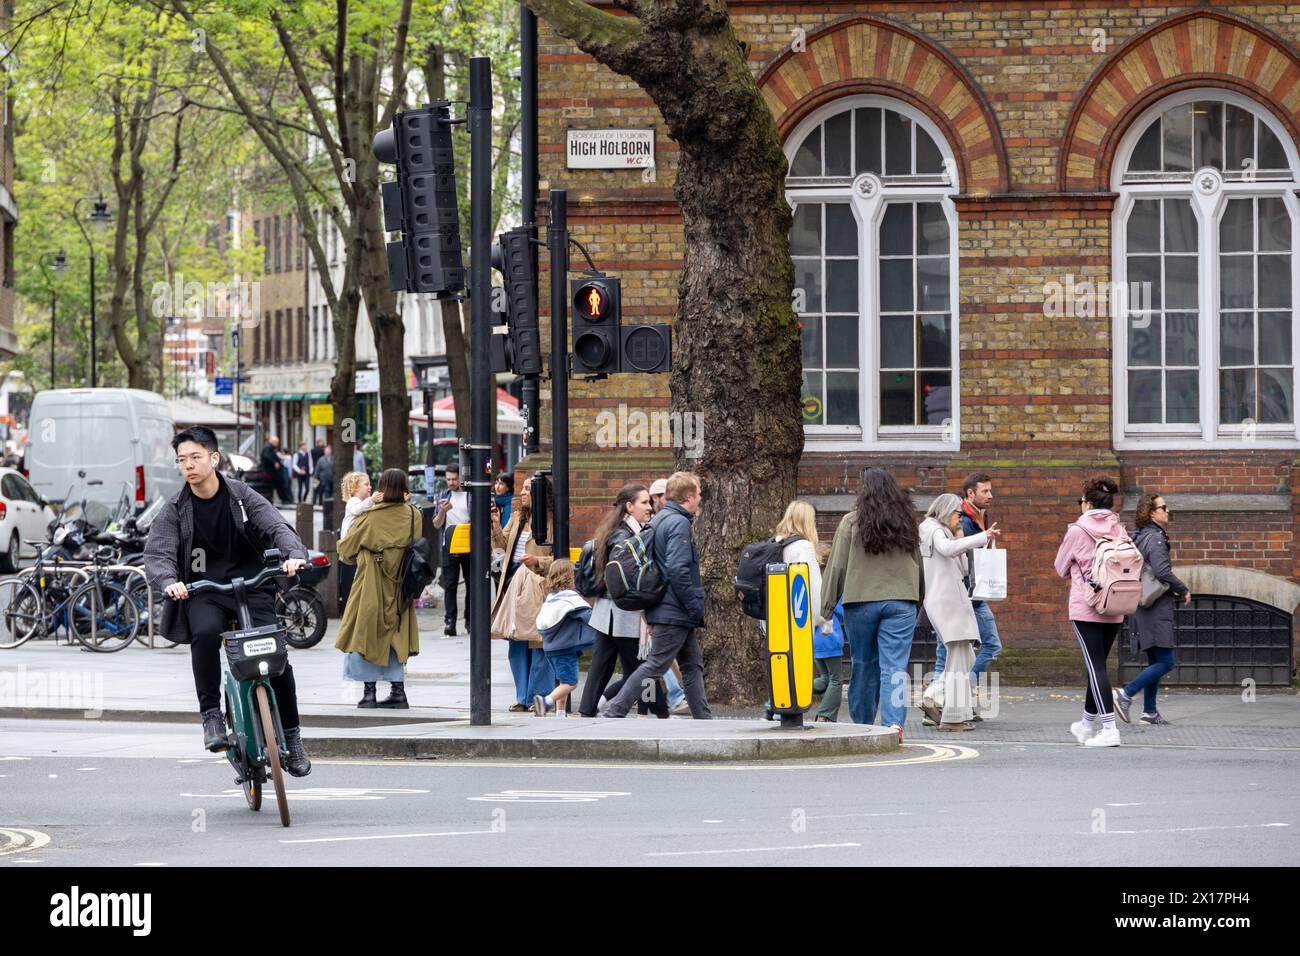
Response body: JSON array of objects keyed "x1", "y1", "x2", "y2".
[
  {"x1": 785, "y1": 97, "x2": 959, "y2": 449},
  {"x1": 1113, "y1": 91, "x2": 1300, "y2": 447}
]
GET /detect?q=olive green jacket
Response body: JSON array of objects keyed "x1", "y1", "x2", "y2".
[
  {"x1": 820, "y1": 511, "x2": 924, "y2": 622},
  {"x1": 335, "y1": 501, "x2": 421, "y2": 667}
]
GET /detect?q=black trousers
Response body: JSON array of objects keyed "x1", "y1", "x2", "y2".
[
  {"x1": 1072, "y1": 620, "x2": 1121, "y2": 718},
  {"x1": 186, "y1": 587, "x2": 300, "y2": 729},
  {"x1": 295, "y1": 475, "x2": 310, "y2": 501},
  {"x1": 580, "y1": 630, "x2": 669, "y2": 718},
  {"x1": 338, "y1": 560, "x2": 356, "y2": 611},
  {"x1": 441, "y1": 548, "x2": 471, "y2": 629}
]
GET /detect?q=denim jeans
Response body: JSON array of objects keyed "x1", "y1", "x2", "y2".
[
  {"x1": 932, "y1": 601, "x2": 1001, "y2": 686},
  {"x1": 663, "y1": 667, "x2": 685, "y2": 709},
  {"x1": 843, "y1": 600, "x2": 917, "y2": 728},
  {"x1": 1124, "y1": 646, "x2": 1175, "y2": 713},
  {"x1": 507, "y1": 641, "x2": 555, "y2": 706}
]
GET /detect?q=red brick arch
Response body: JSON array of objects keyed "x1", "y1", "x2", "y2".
[
  {"x1": 1058, "y1": 9, "x2": 1300, "y2": 191},
  {"x1": 756, "y1": 15, "x2": 1009, "y2": 195}
]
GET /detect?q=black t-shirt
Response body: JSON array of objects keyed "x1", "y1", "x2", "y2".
[{"x1": 189, "y1": 476, "x2": 262, "y2": 584}]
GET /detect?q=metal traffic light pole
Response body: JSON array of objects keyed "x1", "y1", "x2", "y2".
[
  {"x1": 548, "y1": 189, "x2": 569, "y2": 559},
  {"x1": 468, "y1": 57, "x2": 494, "y2": 726},
  {"x1": 519, "y1": 3, "x2": 541, "y2": 455}
]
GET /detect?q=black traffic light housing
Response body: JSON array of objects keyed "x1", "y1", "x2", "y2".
[
  {"x1": 373, "y1": 103, "x2": 464, "y2": 296},
  {"x1": 489, "y1": 228, "x2": 542, "y2": 376},
  {"x1": 570, "y1": 274, "x2": 621, "y2": 374}
]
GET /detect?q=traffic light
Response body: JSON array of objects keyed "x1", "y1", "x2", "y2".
[
  {"x1": 570, "y1": 275, "x2": 621, "y2": 374},
  {"x1": 489, "y1": 228, "x2": 541, "y2": 375},
  {"x1": 373, "y1": 103, "x2": 464, "y2": 295}
]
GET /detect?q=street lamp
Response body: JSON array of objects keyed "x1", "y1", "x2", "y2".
[
  {"x1": 72, "y1": 194, "x2": 114, "y2": 388},
  {"x1": 38, "y1": 250, "x2": 69, "y2": 389}
]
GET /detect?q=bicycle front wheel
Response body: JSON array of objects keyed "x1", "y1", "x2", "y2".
[
  {"x1": 0, "y1": 578, "x2": 47, "y2": 649},
  {"x1": 68, "y1": 579, "x2": 140, "y2": 652},
  {"x1": 254, "y1": 684, "x2": 290, "y2": 827}
]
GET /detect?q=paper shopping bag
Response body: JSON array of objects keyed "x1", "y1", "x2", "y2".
[{"x1": 970, "y1": 543, "x2": 1007, "y2": 601}]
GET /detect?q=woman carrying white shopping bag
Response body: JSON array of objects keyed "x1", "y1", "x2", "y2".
[{"x1": 918, "y1": 494, "x2": 1001, "y2": 730}]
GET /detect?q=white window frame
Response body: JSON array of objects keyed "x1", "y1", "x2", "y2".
[
  {"x1": 784, "y1": 95, "x2": 960, "y2": 451},
  {"x1": 1112, "y1": 89, "x2": 1300, "y2": 449}
]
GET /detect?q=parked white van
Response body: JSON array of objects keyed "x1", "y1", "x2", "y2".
[{"x1": 25, "y1": 388, "x2": 182, "y2": 515}]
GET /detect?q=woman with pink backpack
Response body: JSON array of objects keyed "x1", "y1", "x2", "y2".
[{"x1": 1054, "y1": 476, "x2": 1144, "y2": 748}]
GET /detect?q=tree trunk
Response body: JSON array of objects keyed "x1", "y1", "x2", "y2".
[
  {"x1": 440, "y1": 298, "x2": 472, "y2": 440},
  {"x1": 525, "y1": 0, "x2": 803, "y2": 702}
]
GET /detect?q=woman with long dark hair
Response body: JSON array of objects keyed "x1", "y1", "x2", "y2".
[
  {"x1": 1114, "y1": 491, "x2": 1189, "y2": 726},
  {"x1": 819, "y1": 468, "x2": 923, "y2": 739},
  {"x1": 576, "y1": 484, "x2": 668, "y2": 717}
]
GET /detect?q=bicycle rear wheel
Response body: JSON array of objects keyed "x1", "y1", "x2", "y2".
[
  {"x1": 68, "y1": 578, "x2": 140, "y2": 652},
  {"x1": 0, "y1": 578, "x2": 47, "y2": 649},
  {"x1": 278, "y1": 587, "x2": 326, "y2": 648},
  {"x1": 126, "y1": 578, "x2": 175, "y2": 647},
  {"x1": 254, "y1": 684, "x2": 290, "y2": 827}
]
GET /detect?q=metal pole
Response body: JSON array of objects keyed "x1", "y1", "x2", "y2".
[
  {"x1": 89, "y1": 252, "x2": 97, "y2": 388},
  {"x1": 520, "y1": 3, "x2": 541, "y2": 455},
  {"x1": 50, "y1": 289, "x2": 57, "y2": 388},
  {"x1": 468, "y1": 56, "x2": 494, "y2": 726},
  {"x1": 424, "y1": 386, "x2": 435, "y2": 499},
  {"x1": 233, "y1": 329, "x2": 242, "y2": 457},
  {"x1": 548, "y1": 189, "x2": 569, "y2": 559}
]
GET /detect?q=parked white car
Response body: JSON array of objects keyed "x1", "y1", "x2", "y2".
[{"x1": 0, "y1": 467, "x2": 55, "y2": 572}]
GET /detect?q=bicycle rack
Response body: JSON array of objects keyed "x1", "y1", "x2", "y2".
[
  {"x1": 66, "y1": 564, "x2": 158, "y2": 648},
  {"x1": 103, "y1": 565, "x2": 158, "y2": 648},
  {"x1": 15, "y1": 565, "x2": 93, "y2": 646}
]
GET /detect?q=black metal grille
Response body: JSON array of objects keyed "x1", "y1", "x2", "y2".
[{"x1": 1120, "y1": 595, "x2": 1294, "y2": 687}]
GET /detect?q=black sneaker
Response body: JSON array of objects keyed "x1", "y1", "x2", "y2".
[
  {"x1": 200, "y1": 709, "x2": 228, "y2": 752},
  {"x1": 1140, "y1": 712, "x2": 1171, "y2": 726},
  {"x1": 444, "y1": 624, "x2": 457, "y2": 637},
  {"x1": 282, "y1": 726, "x2": 312, "y2": 777}
]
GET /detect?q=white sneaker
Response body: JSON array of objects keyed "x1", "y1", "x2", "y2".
[
  {"x1": 1069, "y1": 720, "x2": 1097, "y2": 744},
  {"x1": 596, "y1": 695, "x2": 610, "y2": 714},
  {"x1": 1083, "y1": 725, "x2": 1122, "y2": 747}
]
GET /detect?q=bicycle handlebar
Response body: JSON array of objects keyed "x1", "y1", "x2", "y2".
[{"x1": 182, "y1": 565, "x2": 288, "y2": 596}]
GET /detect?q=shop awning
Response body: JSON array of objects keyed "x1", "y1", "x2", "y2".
[{"x1": 410, "y1": 388, "x2": 524, "y2": 435}]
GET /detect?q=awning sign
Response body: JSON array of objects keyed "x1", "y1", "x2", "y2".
[{"x1": 566, "y1": 128, "x2": 655, "y2": 169}]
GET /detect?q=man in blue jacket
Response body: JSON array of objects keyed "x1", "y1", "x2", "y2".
[{"x1": 602, "y1": 471, "x2": 713, "y2": 719}]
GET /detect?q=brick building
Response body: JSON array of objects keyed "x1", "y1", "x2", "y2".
[{"x1": 533, "y1": 3, "x2": 1300, "y2": 684}]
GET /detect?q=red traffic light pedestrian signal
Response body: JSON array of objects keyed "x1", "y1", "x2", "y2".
[{"x1": 571, "y1": 275, "x2": 621, "y2": 374}]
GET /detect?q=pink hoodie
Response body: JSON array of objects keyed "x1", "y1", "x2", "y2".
[{"x1": 1054, "y1": 508, "x2": 1131, "y2": 623}]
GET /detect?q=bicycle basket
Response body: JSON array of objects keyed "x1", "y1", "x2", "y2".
[{"x1": 223, "y1": 624, "x2": 289, "y2": 681}]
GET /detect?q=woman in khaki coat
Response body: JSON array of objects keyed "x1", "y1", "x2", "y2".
[
  {"x1": 335, "y1": 468, "x2": 421, "y2": 709},
  {"x1": 490, "y1": 480, "x2": 554, "y2": 712}
]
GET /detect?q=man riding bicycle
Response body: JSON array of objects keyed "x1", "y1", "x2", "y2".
[{"x1": 143, "y1": 426, "x2": 312, "y2": 776}]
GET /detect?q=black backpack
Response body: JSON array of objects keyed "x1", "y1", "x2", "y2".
[
  {"x1": 604, "y1": 525, "x2": 666, "y2": 611},
  {"x1": 397, "y1": 506, "x2": 435, "y2": 614},
  {"x1": 734, "y1": 535, "x2": 805, "y2": 619},
  {"x1": 574, "y1": 539, "x2": 601, "y2": 598}
]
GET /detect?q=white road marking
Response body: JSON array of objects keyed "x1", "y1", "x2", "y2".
[
  {"x1": 46, "y1": 774, "x2": 56, "y2": 779},
  {"x1": 647, "y1": 842, "x2": 861, "y2": 858},
  {"x1": 703, "y1": 819, "x2": 723, "y2": 823},
  {"x1": 807, "y1": 811, "x2": 915, "y2": 819},
  {"x1": 179, "y1": 787, "x2": 430, "y2": 801},
  {"x1": 133, "y1": 862, "x2": 168, "y2": 866},
  {"x1": 1083, "y1": 823, "x2": 1290, "y2": 835},
  {"x1": 0, "y1": 757, "x2": 31, "y2": 761},
  {"x1": 1106, "y1": 802, "x2": 1145, "y2": 807},
  {"x1": 280, "y1": 830, "x2": 497, "y2": 845},
  {"x1": 467, "y1": 790, "x2": 630, "y2": 803},
  {"x1": 0, "y1": 827, "x2": 50, "y2": 857},
  {"x1": 75, "y1": 767, "x2": 100, "y2": 772}
]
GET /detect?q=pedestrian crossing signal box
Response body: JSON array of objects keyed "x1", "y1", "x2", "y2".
[{"x1": 766, "y1": 562, "x2": 814, "y2": 726}]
